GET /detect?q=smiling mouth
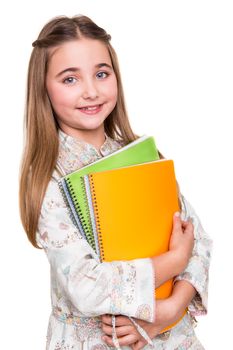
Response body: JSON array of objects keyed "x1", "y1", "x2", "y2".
[
  {"x1": 77, "y1": 104, "x2": 103, "y2": 115},
  {"x1": 78, "y1": 104, "x2": 103, "y2": 111}
]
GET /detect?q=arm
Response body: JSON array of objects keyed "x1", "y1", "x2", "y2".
[
  {"x1": 37, "y1": 179, "x2": 156, "y2": 321},
  {"x1": 100, "y1": 213, "x2": 196, "y2": 349},
  {"x1": 174, "y1": 194, "x2": 213, "y2": 316},
  {"x1": 168, "y1": 279, "x2": 197, "y2": 319},
  {"x1": 151, "y1": 212, "x2": 194, "y2": 288},
  {"x1": 101, "y1": 196, "x2": 212, "y2": 347},
  {"x1": 101, "y1": 280, "x2": 197, "y2": 349},
  {"x1": 38, "y1": 180, "x2": 194, "y2": 322}
]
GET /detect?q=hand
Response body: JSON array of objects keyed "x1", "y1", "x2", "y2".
[
  {"x1": 101, "y1": 298, "x2": 180, "y2": 349},
  {"x1": 150, "y1": 212, "x2": 195, "y2": 287},
  {"x1": 169, "y1": 212, "x2": 194, "y2": 273},
  {"x1": 131, "y1": 281, "x2": 197, "y2": 350},
  {"x1": 130, "y1": 298, "x2": 181, "y2": 350},
  {"x1": 101, "y1": 314, "x2": 141, "y2": 347}
]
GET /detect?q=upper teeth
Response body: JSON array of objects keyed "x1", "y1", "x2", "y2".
[{"x1": 82, "y1": 106, "x2": 99, "y2": 110}]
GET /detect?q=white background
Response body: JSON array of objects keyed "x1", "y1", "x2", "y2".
[{"x1": 0, "y1": 1, "x2": 232, "y2": 349}]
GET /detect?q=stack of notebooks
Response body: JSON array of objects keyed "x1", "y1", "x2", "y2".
[
  {"x1": 58, "y1": 135, "x2": 160, "y2": 251},
  {"x1": 59, "y1": 135, "x2": 186, "y2": 331}
]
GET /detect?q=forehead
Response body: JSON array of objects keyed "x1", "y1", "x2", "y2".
[{"x1": 47, "y1": 38, "x2": 111, "y2": 71}]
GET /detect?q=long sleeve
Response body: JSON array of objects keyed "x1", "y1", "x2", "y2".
[
  {"x1": 37, "y1": 179, "x2": 156, "y2": 322},
  {"x1": 174, "y1": 194, "x2": 213, "y2": 316}
]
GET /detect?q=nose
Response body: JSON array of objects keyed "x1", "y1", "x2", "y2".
[{"x1": 82, "y1": 78, "x2": 99, "y2": 100}]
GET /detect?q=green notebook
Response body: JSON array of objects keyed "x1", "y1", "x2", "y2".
[{"x1": 59, "y1": 135, "x2": 159, "y2": 251}]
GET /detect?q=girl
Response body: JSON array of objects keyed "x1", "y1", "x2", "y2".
[{"x1": 19, "y1": 15, "x2": 212, "y2": 350}]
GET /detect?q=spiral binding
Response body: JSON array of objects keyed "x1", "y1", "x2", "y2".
[
  {"x1": 67, "y1": 176, "x2": 96, "y2": 251},
  {"x1": 58, "y1": 179, "x2": 84, "y2": 236},
  {"x1": 89, "y1": 175, "x2": 105, "y2": 262},
  {"x1": 83, "y1": 176, "x2": 100, "y2": 257}
]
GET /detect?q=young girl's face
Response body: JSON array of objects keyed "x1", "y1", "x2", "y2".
[{"x1": 46, "y1": 38, "x2": 118, "y2": 140}]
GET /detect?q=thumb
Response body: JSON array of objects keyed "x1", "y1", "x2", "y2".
[
  {"x1": 173, "y1": 211, "x2": 182, "y2": 230},
  {"x1": 183, "y1": 220, "x2": 194, "y2": 235},
  {"x1": 137, "y1": 340, "x2": 147, "y2": 350},
  {"x1": 132, "y1": 340, "x2": 146, "y2": 350}
]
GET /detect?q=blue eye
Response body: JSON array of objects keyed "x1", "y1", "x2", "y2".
[
  {"x1": 96, "y1": 71, "x2": 109, "y2": 79},
  {"x1": 63, "y1": 77, "x2": 77, "y2": 85}
]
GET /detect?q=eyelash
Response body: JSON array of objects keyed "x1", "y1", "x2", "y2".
[
  {"x1": 63, "y1": 71, "x2": 109, "y2": 85},
  {"x1": 63, "y1": 77, "x2": 77, "y2": 85},
  {"x1": 96, "y1": 71, "x2": 109, "y2": 79}
]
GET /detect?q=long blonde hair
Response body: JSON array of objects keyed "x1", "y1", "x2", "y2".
[{"x1": 19, "y1": 15, "x2": 140, "y2": 248}]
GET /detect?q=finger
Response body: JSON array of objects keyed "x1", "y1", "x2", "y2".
[
  {"x1": 181, "y1": 219, "x2": 192, "y2": 227},
  {"x1": 114, "y1": 315, "x2": 134, "y2": 327},
  {"x1": 181, "y1": 220, "x2": 188, "y2": 227},
  {"x1": 101, "y1": 314, "x2": 132, "y2": 327},
  {"x1": 131, "y1": 339, "x2": 147, "y2": 350},
  {"x1": 115, "y1": 326, "x2": 136, "y2": 337},
  {"x1": 101, "y1": 324, "x2": 113, "y2": 336},
  {"x1": 183, "y1": 221, "x2": 194, "y2": 235},
  {"x1": 135, "y1": 340, "x2": 147, "y2": 350},
  {"x1": 131, "y1": 342, "x2": 137, "y2": 350},
  {"x1": 101, "y1": 314, "x2": 112, "y2": 325},
  {"x1": 173, "y1": 212, "x2": 182, "y2": 230},
  {"x1": 102, "y1": 335, "x2": 114, "y2": 346},
  {"x1": 102, "y1": 334, "x2": 139, "y2": 347},
  {"x1": 118, "y1": 334, "x2": 140, "y2": 347},
  {"x1": 102, "y1": 324, "x2": 135, "y2": 337}
]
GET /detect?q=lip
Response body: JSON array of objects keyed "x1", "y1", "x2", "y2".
[{"x1": 77, "y1": 104, "x2": 103, "y2": 115}]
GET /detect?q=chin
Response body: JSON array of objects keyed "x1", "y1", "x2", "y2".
[{"x1": 80, "y1": 118, "x2": 107, "y2": 129}]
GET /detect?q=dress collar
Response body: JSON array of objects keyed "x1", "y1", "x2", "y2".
[
  {"x1": 57, "y1": 129, "x2": 123, "y2": 176},
  {"x1": 58, "y1": 129, "x2": 111, "y2": 152}
]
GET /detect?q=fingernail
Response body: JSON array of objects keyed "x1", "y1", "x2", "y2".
[{"x1": 174, "y1": 212, "x2": 180, "y2": 217}]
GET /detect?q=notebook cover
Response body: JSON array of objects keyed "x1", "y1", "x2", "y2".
[
  {"x1": 85, "y1": 159, "x2": 186, "y2": 331},
  {"x1": 85, "y1": 159, "x2": 179, "y2": 300},
  {"x1": 59, "y1": 135, "x2": 159, "y2": 251}
]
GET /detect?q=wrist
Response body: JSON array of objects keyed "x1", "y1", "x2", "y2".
[
  {"x1": 151, "y1": 250, "x2": 183, "y2": 288},
  {"x1": 166, "y1": 293, "x2": 184, "y2": 321},
  {"x1": 168, "y1": 250, "x2": 187, "y2": 276},
  {"x1": 151, "y1": 298, "x2": 179, "y2": 335}
]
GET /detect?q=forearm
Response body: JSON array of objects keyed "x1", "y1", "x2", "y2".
[
  {"x1": 177, "y1": 194, "x2": 213, "y2": 315},
  {"x1": 101, "y1": 280, "x2": 197, "y2": 349},
  {"x1": 151, "y1": 211, "x2": 194, "y2": 289},
  {"x1": 171, "y1": 280, "x2": 197, "y2": 317},
  {"x1": 150, "y1": 251, "x2": 181, "y2": 288}
]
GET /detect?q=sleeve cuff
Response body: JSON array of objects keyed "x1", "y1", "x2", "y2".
[
  {"x1": 109, "y1": 258, "x2": 156, "y2": 322},
  {"x1": 174, "y1": 256, "x2": 209, "y2": 316}
]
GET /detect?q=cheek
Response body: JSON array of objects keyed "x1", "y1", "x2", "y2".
[
  {"x1": 47, "y1": 85, "x2": 75, "y2": 108},
  {"x1": 106, "y1": 77, "x2": 118, "y2": 102}
]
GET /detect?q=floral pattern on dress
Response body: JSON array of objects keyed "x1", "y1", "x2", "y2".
[
  {"x1": 135, "y1": 304, "x2": 153, "y2": 321},
  {"x1": 37, "y1": 129, "x2": 212, "y2": 349},
  {"x1": 90, "y1": 344, "x2": 109, "y2": 350}
]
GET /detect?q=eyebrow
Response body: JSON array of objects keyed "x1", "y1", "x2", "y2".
[{"x1": 55, "y1": 63, "x2": 113, "y2": 78}]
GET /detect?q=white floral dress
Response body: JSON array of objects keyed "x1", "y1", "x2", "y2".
[{"x1": 37, "y1": 130, "x2": 212, "y2": 350}]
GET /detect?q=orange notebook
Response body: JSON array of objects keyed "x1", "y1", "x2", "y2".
[
  {"x1": 84, "y1": 159, "x2": 185, "y2": 332},
  {"x1": 84, "y1": 159, "x2": 186, "y2": 330},
  {"x1": 84, "y1": 159, "x2": 179, "y2": 299}
]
